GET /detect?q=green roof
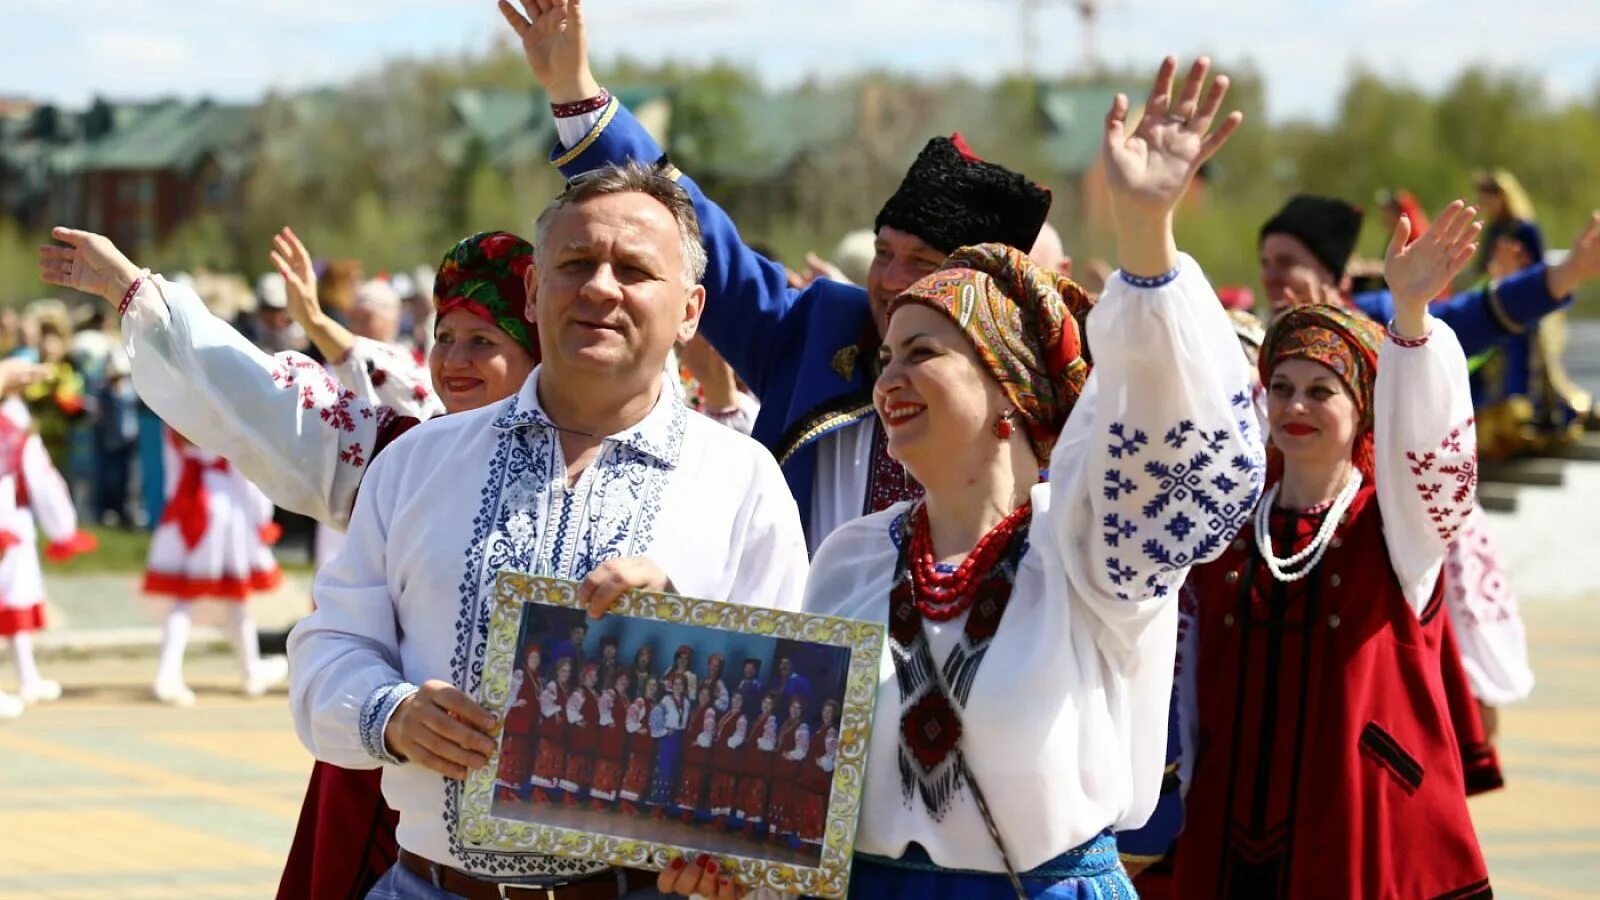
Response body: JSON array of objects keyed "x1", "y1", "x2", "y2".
[
  {"x1": 1037, "y1": 83, "x2": 1145, "y2": 173},
  {"x1": 68, "y1": 100, "x2": 254, "y2": 172},
  {"x1": 448, "y1": 86, "x2": 668, "y2": 169},
  {"x1": 694, "y1": 90, "x2": 860, "y2": 179}
]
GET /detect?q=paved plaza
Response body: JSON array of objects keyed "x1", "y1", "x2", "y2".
[{"x1": 0, "y1": 596, "x2": 1597, "y2": 898}]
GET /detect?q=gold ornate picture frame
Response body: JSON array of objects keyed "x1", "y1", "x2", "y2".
[{"x1": 460, "y1": 571, "x2": 885, "y2": 898}]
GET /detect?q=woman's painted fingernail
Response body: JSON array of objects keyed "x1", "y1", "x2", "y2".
[
  {"x1": 705, "y1": 859, "x2": 718, "y2": 875},
  {"x1": 670, "y1": 856, "x2": 686, "y2": 871}
]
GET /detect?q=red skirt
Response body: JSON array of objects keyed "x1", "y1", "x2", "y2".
[
  {"x1": 708, "y1": 771, "x2": 739, "y2": 816},
  {"x1": 767, "y1": 780, "x2": 796, "y2": 833},
  {"x1": 532, "y1": 737, "x2": 566, "y2": 788},
  {"x1": 797, "y1": 790, "x2": 829, "y2": 843},
  {"x1": 620, "y1": 751, "x2": 654, "y2": 802},
  {"x1": 591, "y1": 758, "x2": 625, "y2": 800},
  {"x1": 0, "y1": 603, "x2": 45, "y2": 637},
  {"x1": 735, "y1": 775, "x2": 769, "y2": 823},
  {"x1": 276, "y1": 761, "x2": 397, "y2": 900},
  {"x1": 675, "y1": 763, "x2": 711, "y2": 811},
  {"x1": 496, "y1": 733, "x2": 537, "y2": 786},
  {"x1": 562, "y1": 752, "x2": 593, "y2": 792}
]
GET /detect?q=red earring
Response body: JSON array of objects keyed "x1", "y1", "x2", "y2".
[{"x1": 993, "y1": 410, "x2": 1015, "y2": 440}]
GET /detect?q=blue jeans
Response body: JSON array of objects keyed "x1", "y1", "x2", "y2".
[{"x1": 366, "y1": 863, "x2": 671, "y2": 899}]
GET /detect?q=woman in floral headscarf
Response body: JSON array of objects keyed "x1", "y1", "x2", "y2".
[
  {"x1": 665, "y1": 57, "x2": 1264, "y2": 900},
  {"x1": 1174, "y1": 202, "x2": 1492, "y2": 899},
  {"x1": 39, "y1": 227, "x2": 540, "y2": 900}
]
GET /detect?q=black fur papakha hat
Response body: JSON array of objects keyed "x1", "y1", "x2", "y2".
[
  {"x1": 1260, "y1": 195, "x2": 1365, "y2": 280},
  {"x1": 875, "y1": 134, "x2": 1053, "y2": 255}
]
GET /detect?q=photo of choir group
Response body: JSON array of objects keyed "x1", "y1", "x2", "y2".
[{"x1": 488, "y1": 602, "x2": 851, "y2": 866}]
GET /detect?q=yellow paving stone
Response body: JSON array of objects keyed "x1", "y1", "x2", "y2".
[
  {"x1": 0, "y1": 810, "x2": 280, "y2": 875},
  {"x1": 0, "y1": 730, "x2": 300, "y2": 819},
  {"x1": 1472, "y1": 776, "x2": 1600, "y2": 834},
  {"x1": 149, "y1": 728, "x2": 314, "y2": 774},
  {"x1": 1497, "y1": 709, "x2": 1600, "y2": 751},
  {"x1": 0, "y1": 882, "x2": 277, "y2": 900}
]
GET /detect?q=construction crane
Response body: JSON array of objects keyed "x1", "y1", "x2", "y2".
[{"x1": 1015, "y1": 0, "x2": 1103, "y2": 80}]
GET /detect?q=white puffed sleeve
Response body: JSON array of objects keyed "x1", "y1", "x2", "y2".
[
  {"x1": 287, "y1": 446, "x2": 410, "y2": 768},
  {"x1": 122, "y1": 276, "x2": 397, "y2": 530},
  {"x1": 331, "y1": 337, "x2": 442, "y2": 420},
  {"x1": 1044, "y1": 255, "x2": 1266, "y2": 662},
  {"x1": 1374, "y1": 319, "x2": 1477, "y2": 614}
]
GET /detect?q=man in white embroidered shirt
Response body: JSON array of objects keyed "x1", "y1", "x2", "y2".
[{"x1": 288, "y1": 164, "x2": 809, "y2": 899}]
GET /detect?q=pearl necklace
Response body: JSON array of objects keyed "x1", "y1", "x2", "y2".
[{"x1": 1254, "y1": 469, "x2": 1363, "y2": 583}]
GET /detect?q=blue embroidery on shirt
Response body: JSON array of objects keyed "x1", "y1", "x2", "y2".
[
  {"x1": 441, "y1": 392, "x2": 688, "y2": 877},
  {"x1": 360, "y1": 681, "x2": 419, "y2": 764}
]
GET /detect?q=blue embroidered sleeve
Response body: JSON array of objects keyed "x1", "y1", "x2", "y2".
[
  {"x1": 360, "y1": 680, "x2": 419, "y2": 765},
  {"x1": 1353, "y1": 263, "x2": 1568, "y2": 358},
  {"x1": 548, "y1": 98, "x2": 835, "y2": 401},
  {"x1": 1052, "y1": 255, "x2": 1266, "y2": 609}
]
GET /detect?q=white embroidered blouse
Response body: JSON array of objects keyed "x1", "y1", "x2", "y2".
[
  {"x1": 802, "y1": 257, "x2": 1266, "y2": 873},
  {"x1": 121, "y1": 276, "x2": 435, "y2": 531},
  {"x1": 287, "y1": 368, "x2": 809, "y2": 878}
]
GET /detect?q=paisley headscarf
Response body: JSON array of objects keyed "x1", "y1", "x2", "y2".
[
  {"x1": 432, "y1": 231, "x2": 539, "y2": 358},
  {"x1": 888, "y1": 243, "x2": 1094, "y2": 465},
  {"x1": 1260, "y1": 303, "x2": 1385, "y2": 478}
]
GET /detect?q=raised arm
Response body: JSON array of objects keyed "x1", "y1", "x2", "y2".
[
  {"x1": 39, "y1": 227, "x2": 393, "y2": 530},
  {"x1": 499, "y1": 0, "x2": 832, "y2": 401},
  {"x1": 1376, "y1": 201, "x2": 1482, "y2": 613},
  {"x1": 1049, "y1": 58, "x2": 1264, "y2": 643},
  {"x1": 1355, "y1": 211, "x2": 1600, "y2": 357},
  {"x1": 275, "y1": 226, "x2": 442, "y2": 418}
]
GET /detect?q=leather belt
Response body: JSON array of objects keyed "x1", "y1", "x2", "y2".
[{"x1": 396, "y1": 849, "x2": 655, "y2": 900}]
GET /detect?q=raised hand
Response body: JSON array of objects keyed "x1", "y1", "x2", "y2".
[
  {"x1": 269, "y1": 227, "x2": 322, "y2": 328},
  {"x1": 1547, "y1": 210, "x2": 1600, "y2": 298},
  {"x1": 37, "y1": 227, "x2": 142, "y2": 305},
  {"x1": 1103, "y1": 57, "x2": 1242, "y2": 277},
  {"x1": 497, "y1": 0, "x2": 599, "y2": 103},
  {"x1": 1385, "y1": 200, "x2": 1481, "y2": 338}
]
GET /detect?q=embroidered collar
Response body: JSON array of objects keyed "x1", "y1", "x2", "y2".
[{"x1": 492, "y1": 366, "x2": 687, "y2": 468}]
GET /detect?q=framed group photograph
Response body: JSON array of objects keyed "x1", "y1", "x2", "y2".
[{"x1": 459, "y1": 571, "x2": 885, "y2": 899}]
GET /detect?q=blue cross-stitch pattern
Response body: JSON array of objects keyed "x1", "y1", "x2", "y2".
[
  {"x1": 1108, "y1": 422, "x2": 1149, "y2": 459},
  {"x1": 1103, "y1": 512, "x2": 1138, "y2": 548},
  {"x1": 440, "y1": 393, "x2": 686, "y2": 877},
  {"x1": 1104, "y1": 469, "x2": 1138, "y2": 501}
]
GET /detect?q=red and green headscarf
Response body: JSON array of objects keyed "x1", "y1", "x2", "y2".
[
  {"x1": 433, "y1": 231, "x2": 539, "y2": 358},
  {"x1": 1260, "y1": 303, "x2": 1385, "y2": 479},
  {"x1": 888, "y1": 242, "x2": 1095, "y2": 466}
]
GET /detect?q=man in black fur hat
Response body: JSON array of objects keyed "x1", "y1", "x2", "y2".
[
  {"x1": 1258, "y1": 192, "x2": 1599, "y2": 358},
  {"x1": 508, "y1": 0, "x2": 1056, "y2": 549}
]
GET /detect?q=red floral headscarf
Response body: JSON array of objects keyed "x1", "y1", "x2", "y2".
[
  {"x1": 433, "y1": 231, "x2": 539, "y2": 358},
  {"x1": 887, "y1": 243, "x2": 1094, "y2": 466}
]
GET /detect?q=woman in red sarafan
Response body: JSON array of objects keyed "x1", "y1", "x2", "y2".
[
  {"x1": 619, "y1": 675, "x2": 659, "y2": 814},
  {"x1": 561, "y1": 663, "x2": 602, "y2": 805},
  {"x1": 797, "y1": 698, "x2": 840, "y2": 849},
  {"x1": 588, "y1": 670, "x2": 631, "y2": 809},
  {"x1": 531, "y1": 656, "x2": 574, "y2": 802},
  {"x1": 768, "y1": 695, "x2": 811, "y2": 841},
  {"x1": 735, "y1": 691, "x2": 780, "y2": 835},
  {"x1": 494, "y1": 645, "x2": 544, "y2": 801},
  {"x1": 1175, "y1": 202, "x2": 1493, "y2": 899},
  {"x1": 674, "y1": 683, "x2": 720, "y2": 821},
  {"x1": 707, "y1": 691, "x2": 748, "y2": 828}
]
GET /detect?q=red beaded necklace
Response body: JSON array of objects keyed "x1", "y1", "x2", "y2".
[{"x1": 906, "y1": 500, "x2": 1033, "y2": 621}]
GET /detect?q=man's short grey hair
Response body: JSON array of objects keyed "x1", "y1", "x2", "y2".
[{"x1": 533, "y1": 162, "x2": 708, "y2": 286}]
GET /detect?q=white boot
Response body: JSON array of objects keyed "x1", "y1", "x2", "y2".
[
  {"x1": 244, "y1": 655, "x2": 289, "y2": 698},
  {"x1": 18, "y1": 679, "x2": 61, "y2": 704},
  {"x1": 0, "y1": 690, "x2": 23, "y2": 719},
  {"x1": 152, "y1": 676, "x2": 196, "y2": 707}
]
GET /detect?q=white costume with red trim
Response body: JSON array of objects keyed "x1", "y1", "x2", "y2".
[
  {"x1": 143, "y1": 428, "x2": 282, "y2": 601},
  {"x1": 0, "y1": 398, "x2": 93, "y2": 636}
]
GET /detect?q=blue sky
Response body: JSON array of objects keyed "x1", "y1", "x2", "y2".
[{"x1": 4, "y1": 0, "x2": 1597, "y2": 122}]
